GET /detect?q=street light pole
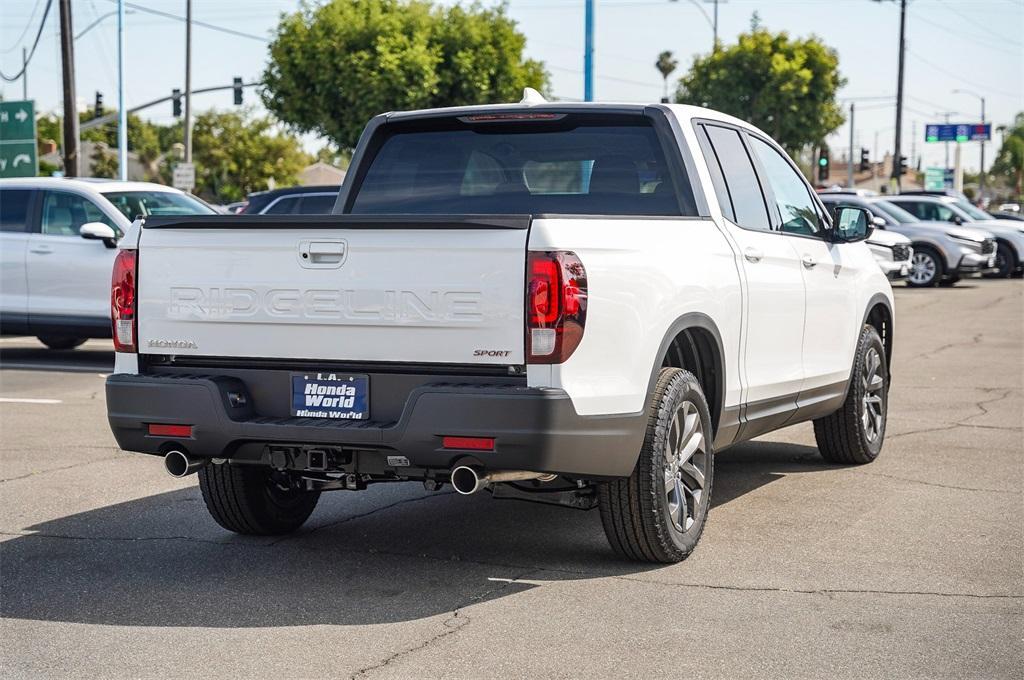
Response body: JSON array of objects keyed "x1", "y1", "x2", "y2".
[
  {"x1": 953, "y1": 89, "x2": 985, "y2": 200},
  {"x1": 848, "y1": 102, "x2": 855, "y2": 189},
  {"x1": 184, "y1": 0, "x2": 193, "y2": 163},
  {"x1": 891, "y1": 0, "x2": 907, "y2": 191},
  {"x1": 117, "y1": 0, "x2": 127, "y2": 181}
]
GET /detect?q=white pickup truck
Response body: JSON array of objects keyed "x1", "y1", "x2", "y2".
[{"x1": 106, "y1": 95, "x2": 894, "y2": 563}]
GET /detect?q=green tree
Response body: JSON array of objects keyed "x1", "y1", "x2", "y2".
[
  {"x1": 675, "y1": 28, "x2": 846, "y2": 155},
  {"x1": 992, "y1": 113, "x2": 1024, "y2": 200},
  {"x1": 262, "y1": 0, "x2": 548, "y2": 150},
  {"x1": 88, "y1": 141, "x2": 119, "y2": 179},
  {"x1": 189, "y1": 108, "x2": 311, "y2": 202},
  {"x1": 655, "y1": 51, "x2": 678, "y2": 101}
]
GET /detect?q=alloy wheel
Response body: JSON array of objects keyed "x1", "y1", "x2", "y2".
[
  {"x1": 909, "y1": 252, "x2": 937, "y2": 285},
  {"x1": 663, "y1": 401, "x2": 708, "y2": 533},
  {"x1": 861, "y1": 347, "x2": 886, "y2": 442}
]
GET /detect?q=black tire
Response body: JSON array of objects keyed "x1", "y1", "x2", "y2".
[
  {"x1": 813, "y1": 325, "x2": 888, "y2": 465},
  {"x1": 986, "y1": 241, "x2": 1017, "y2": 279},
  {"x1": 906, "y1": 246, "x2": 943, "y2": 288},
  {"x1": 598, "y1": 368, "x2": 714, "y2": 563},
  {"x1": 198, "y1": 463, "x2": 320, "y2": 535},
  {"x1": 37, "y1": 335, "x2": 87, "y2": 350},
  {"x1": 938, "y1": 275, "x2": 960, "y2": 287}
]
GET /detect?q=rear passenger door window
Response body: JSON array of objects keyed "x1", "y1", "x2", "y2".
[
  {"x1": 0, "y1": 189, "x2": 34, "y2": 233},
  {"x1": 702, "y1": 125, "x2": 772, "y2": 231},
  {"x1": 747, "y1": 136, "x2": 822, "y2": 237}
]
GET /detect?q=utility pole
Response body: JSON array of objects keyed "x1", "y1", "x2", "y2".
[
  {"x1": 583, "y1": 0, "x2": 594, "y2": 101},
  {"x1": 58, "y1": 0, "x2": 80, "y2": 177},
  {"x1": 980, "y1": 96, "x2": 986, "y2": 199},
  {"x1": 117, "y1": 0, "x2": 127, "y2": 180},
  {"x1": 847, "y1": 102, "x2": 855, "y2": 189},
  {"x1": 943, "y1": 112, "x2": 951, "y2": 170},
  {"x1": 891, "y1": 0, "x2": 907, "y2": 191},
  {"x1": 910, "y1": 120, "x2": 916, "y2": 173},
  {"x1": 22, "y1": 47, "x2": 28, "y2": 100}
]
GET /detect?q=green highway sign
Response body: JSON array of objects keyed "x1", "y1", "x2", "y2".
[{"x1": 0, "y1": 100, "x2": 38, "y2": 178}]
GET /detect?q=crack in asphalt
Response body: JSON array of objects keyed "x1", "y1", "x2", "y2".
[
  {"x1": 914, "y1": 332, "x2": 984, "y2": 361},
  {"x1": 886, "y1": 388, "x2": 1019, "y2": 442},
  {"x1": 349, "y1": 566, "x2": 540, "y2": 678},
  {"x1": 843, "y1": 469, "x2": 1016, "y2": 495},
  {"x1": 3, "y1": 529, "x2": 1018, "y2": 602}
]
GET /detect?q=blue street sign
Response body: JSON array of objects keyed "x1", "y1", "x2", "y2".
[{"x1": 925, "y1": 123, "x2": 991, "y2": 143}]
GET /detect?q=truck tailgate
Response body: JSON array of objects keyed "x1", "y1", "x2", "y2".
[{"x1": 136, "y1": 215, "x2": 528, "y2": 365}]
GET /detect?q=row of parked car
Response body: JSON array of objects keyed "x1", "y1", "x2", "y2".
[
  {"x1": 819, "y1": 190, "x2": 1024, "y2": 286},
  {"x1": 0, "y1": 176, "x2": 1020, "y2": 350}
]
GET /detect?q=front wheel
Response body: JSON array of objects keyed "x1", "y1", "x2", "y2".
[
  {"x1": 986, "y1": 241, "x2": 1018, "y2": 279},
  {"x1": 598, "y1": 368, "x2": 714, "y2": 563},
  {"x1": 199, "y1": 463, "x2": 320, "y2": 535},
  {"x1": 813, "y1": 325, "x2": 888, "y2": 465},
  {"x1": 906, "y1": 247, "x2": 943, "y2": 287},
  {"x1": 37, "y1": 335, "x2": 87, "y2": 350}
]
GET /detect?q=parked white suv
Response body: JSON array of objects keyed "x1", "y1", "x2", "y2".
[
  {"x1": 105, "y1": 97, "x2": 894, "y2": 563},
  {"x1": 0, "y1": 178, "x2": 214, "y2": 349}
]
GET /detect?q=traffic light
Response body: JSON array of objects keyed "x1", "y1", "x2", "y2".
[
  {"x1": 172, "y1": 89, "x2": 182, "y2": 117},
  {"x1": 817, "y1": 148, "x2": 830, "y2": 182},
  {"x1": 233, "y1": 77, "x2": 243, "y2": 106},
  {"x1": 94, "y1": 91, "x2": 104, "y2": 119},
  {"x1": 859, "y1": 148, "x2": 870, "y2": 172},
  {"x1": 895, "y1": 154, "x2": 908, "y2": 178}
]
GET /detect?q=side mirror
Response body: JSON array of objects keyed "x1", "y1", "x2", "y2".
[
  {"x1": 80, "y1": 222, "x2": 118, "y2": 248},
  {"x1": 871, "y1": 216, "x2": 886, "y2": 228},
  {"x1": 830, "y1": 205, "x2": 873, "y2": 243},
  {"x1": 951, "y1": 214, "x2": 964, "y2": 225}
]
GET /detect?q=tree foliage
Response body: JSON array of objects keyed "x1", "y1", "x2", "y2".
[
  {"x1": 992, "y1": 113, "x2": 1024, "y2": 200},
  {"x1": 190, "y1": 109, "x2": 312, "y2": 202},
  {"x1": 675, "y1": 28, "x2": 846, "y2": 154},
  {"x1": 655, "y1": 51, "x2": 678, "y2": 100},
  {"x1": 261, "y1": 0, "x2": 549, "y2": 150}
]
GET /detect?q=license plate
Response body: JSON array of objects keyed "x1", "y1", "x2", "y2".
[{"x1": 291, "y1": 373, "x2": 369, "y2": 420}]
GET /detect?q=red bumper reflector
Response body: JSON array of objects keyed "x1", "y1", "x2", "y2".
[
  {"x1": 148, "y1": 424, "x2": 193, "y2": 438},
  {"x1": 442, "y1": 436, "x2": 495, "y2": 451}
]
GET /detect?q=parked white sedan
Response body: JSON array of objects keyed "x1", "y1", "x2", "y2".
[{"x1": 0, "y1": 178, "x2": 214, "y2": 349}]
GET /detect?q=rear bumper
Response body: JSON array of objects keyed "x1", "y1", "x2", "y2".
[{"x1": 105, "y1": 372, "x2": 645, "y2": 479}]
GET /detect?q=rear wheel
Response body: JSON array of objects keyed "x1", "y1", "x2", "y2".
[
  {"x1": 906, "y1": 247, "x2": 942, "y2": 287},
  {"x1": 199, "y1": 463, "x2": 320, "y2": 535},
  {"x1": 37, "y1": 336, "x2": 87, "y2": 350},
  {"x1": 598, "y1": 368, "x2": 714, "y2": 563},
  {"x1": 813, "y1": 325, "x2": 888, "y2": 465}
]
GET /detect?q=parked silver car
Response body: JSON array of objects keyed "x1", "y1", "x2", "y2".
[
  {"x1": 818, "y1": 193, "x2": 996, "y2": 287},
  {"x1": 887, "y1": 195, "x2": 1024, "y2": 278}
]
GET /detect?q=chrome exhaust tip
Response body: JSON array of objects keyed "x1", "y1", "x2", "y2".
[
  {"x1": 450, "y1": 465, "x2": 484, "y2": 495},
  {"x1": 163, "y1": 450, "x2": 207, "y2": 478}
]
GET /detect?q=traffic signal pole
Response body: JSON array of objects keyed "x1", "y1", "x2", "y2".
[
  {"x1": 848, "y1": 102, "x2": 855, "y2": 189},
  {"x1": 891, "y1": 0, "x2": 907, "y2": 190},
  {"x1": 184, "y1": 0, "x2": 193, "y2": 164},
  {"x1": 583, "y1": 0, "x2": 594, "y2": 101}
]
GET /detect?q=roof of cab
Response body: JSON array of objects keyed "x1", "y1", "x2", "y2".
[{"x1": 0, "y1": 177, "x2": 186, "y2": 194}]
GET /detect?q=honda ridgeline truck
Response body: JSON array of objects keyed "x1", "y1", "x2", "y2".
[{"x1": 106, "y1": 93, "x2": 894, "y2": 563}]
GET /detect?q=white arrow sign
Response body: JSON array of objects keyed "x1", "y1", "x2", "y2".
[
  {"x1": 14, "y1": 109, "x2": 28, "y2": 123},
  {"x1": 12, "y1": 154, "x2": 31, "y2": 167}
]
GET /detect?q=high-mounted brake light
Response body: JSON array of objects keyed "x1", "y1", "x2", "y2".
[
  {"x1": 111, "y1": 249, "x2": 137, "y2": 352},
  {"x1": 526, "y1": 251, "x2": 587, "y2": 364},
  {"x1": 458, "y1": 113, "x2": 565, "y2": 123}
]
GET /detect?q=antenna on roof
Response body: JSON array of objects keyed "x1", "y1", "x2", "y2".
[{"x1": 520, "y1": 88, "x2": 548, "y2": 106}]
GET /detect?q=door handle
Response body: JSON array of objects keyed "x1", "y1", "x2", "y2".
[
  {"x1": 743, "y1": 247, "x2": 763, "y2": 263},
  {"x1": 802, "y1": 255, "x2": 817, "y2": 269},
  {"x1": 29, "y1": 246, "x2": 53, "y2": 255},
  {"x1": 298, "y1": 240, "x2": 347, "y2": 268}
]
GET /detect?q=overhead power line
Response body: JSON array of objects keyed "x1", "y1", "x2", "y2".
[
  {"x1": 0, "y1": 0, "x2": 53, "y2": 82},
  {"x1": 102, "y1": 0, "x2": 270, "y2": 43},
  {"x1": 0, "y1": 0, "x2": 44, "y2": 55}
]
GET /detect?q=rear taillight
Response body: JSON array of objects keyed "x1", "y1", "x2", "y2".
[
  {"x1": 111, "y1": 249, "x2": 137, "y2": 352},
  {"x1": 526, "y1": 251, "x2": 587, "y2": 364}
]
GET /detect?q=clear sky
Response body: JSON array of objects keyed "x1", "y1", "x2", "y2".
[{"x1": 2, "y1": 0, "x2": 1021, "y2": 173}]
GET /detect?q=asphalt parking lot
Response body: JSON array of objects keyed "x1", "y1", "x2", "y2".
[{"x1": 1, "y1": 280, "x2": 1021, "y2": 679}]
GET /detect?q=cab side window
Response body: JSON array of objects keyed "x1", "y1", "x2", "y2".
[
  {"x1": 263, "y1": 196, "x2": 300, "y2": 215},
  {"x1": 747, "y1": 136, "x2": 821, "y2": 236},
  {"x1": 702, "y1": 125, "x2": 772, "y2": 231},
  {"x1": 39, "y1": 191, "x2": 116, "y2": 237}
]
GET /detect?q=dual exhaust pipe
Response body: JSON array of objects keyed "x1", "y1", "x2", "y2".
[
  {"x1": 449, "y1": 465, "x2": 555, "y2": 495},
  {"x1": 162, "y1": 452, "x2": 549, "y2": 493}
]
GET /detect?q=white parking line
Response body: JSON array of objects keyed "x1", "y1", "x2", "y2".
[{"x1": 0, "y1": 397, "x2": 63, "y2": 404}]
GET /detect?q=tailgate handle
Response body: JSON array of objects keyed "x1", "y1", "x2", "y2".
[{"x1": 299, "y1": 240, "x2": 347, "y2": 268}]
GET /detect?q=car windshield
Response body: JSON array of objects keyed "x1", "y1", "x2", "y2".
[
  {"x1": 951, "y1": 199, "x2": 991, "y2": 221},
  {"x1": 349, "y1": 115, "x2": 694, "y2": 216},
  {"x1": 102, "y1": 191, "x2": 216, "y2": 220},
  {"x1": 872, "y1": 200, "x2": 918, "y2": 224}
]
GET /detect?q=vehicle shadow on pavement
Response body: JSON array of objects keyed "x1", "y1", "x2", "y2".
[
  {"x1": 0, "y1": 441, "x2": 834, "y2": 629},
  {"x1": 0, "y1": 346, "x2": 114, "y2": 373}
]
